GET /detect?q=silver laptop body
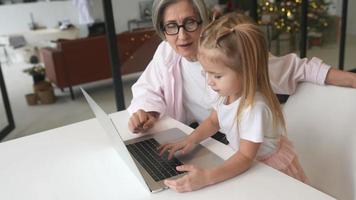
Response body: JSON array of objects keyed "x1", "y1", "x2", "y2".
[{"x1": 81, "y1": 88, "x2": 223, "y2": 193}]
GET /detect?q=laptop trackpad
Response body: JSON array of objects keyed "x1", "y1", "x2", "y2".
[{"x1": 176, "y1": 145, "x2": 223, "y2": 168}]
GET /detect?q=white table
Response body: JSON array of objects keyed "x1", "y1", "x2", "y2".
[
  {"x1": 0, "y1": 28, "x2": 79, "y2": 47},
  {"x1": 0, "y1": 28, "x2": 80, "y2": 63},
  {"x1": 24, "y1": 28, "x2": 80, "y2": 47},
  {"x1": 0, "y1": 111, "x2": 335, "y2": 200}
]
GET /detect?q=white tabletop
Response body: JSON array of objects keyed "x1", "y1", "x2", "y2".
[
  {"x1": 0, "y1": 28, "x2": 80, "y2": 47},
  {"x1": 0, "y1": 111, "x2": 335, "y2": 200}
]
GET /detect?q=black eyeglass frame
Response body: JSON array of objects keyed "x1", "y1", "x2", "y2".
[{"x1": 162, "y1": 19, "x2": 203, "y2": 35}]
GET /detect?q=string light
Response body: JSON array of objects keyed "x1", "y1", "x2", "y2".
[{"x1": 257, "y1": 0, "x2": 330, "y2": 33}]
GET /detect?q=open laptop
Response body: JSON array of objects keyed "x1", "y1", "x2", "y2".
[{"x1": 81, "y1": 88, "x2": 223, "y2": 193}]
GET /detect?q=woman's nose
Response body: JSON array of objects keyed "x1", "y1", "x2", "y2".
[{"x1": 177, "y1": 28, "x2": 189, "y2": 39}]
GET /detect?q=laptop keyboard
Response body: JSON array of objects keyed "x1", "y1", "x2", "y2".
[{"x1": 126, "y1": 138, "x2": 184, "y2": 182}]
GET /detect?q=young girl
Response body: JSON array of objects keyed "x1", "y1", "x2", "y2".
[{"x1": 158, "y1": 13, "x2": 308, "y2": 192}]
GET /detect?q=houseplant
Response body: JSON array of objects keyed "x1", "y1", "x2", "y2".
[
  {"x1": 23, "y1": 63, "x2": 56, "y2": 105},
  {"x1": 23, "y1": 64, "x2": 46, "y2": 84}
]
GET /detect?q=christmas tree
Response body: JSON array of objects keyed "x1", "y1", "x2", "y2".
[
  {"x1": 258, "y1": 0, "x2": 330, "y2": 33},
  {"x1": 307, "y1": 0, "x2": 330, "y2": 33}
]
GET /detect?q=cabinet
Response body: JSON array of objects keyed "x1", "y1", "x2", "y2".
[{"x1": 40, "y1": 28, "x2": 161, "y2": 99}]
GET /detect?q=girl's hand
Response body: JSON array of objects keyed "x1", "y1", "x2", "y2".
[
  {"x1": 158, "y1": 138, "x2": 196, "y2": 160},
  {"x1": 128, "y1": 110, "x2": 159, "y2": 133},
  {"x1": 164, "y1": 165, "x2": 210, "y2": 192}
]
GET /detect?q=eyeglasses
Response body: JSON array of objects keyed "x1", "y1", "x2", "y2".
[{"x1": 162, "y1": 19, "x2": 202, "y2": 35}]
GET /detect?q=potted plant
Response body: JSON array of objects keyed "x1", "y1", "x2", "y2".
[
  {"x1": 23, "y1": 64, "x2": 46, "y2": 84},
  {"x1": 23, "y1": 64, "x2": 56, "y2": 105}
]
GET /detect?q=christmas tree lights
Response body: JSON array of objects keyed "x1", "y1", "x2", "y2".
[{"x1": 258, "y1": 0, "x2": 330, "y2": 33}]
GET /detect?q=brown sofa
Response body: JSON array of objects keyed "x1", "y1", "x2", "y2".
[{"x1": 40, "y1": 28, "x2": 161, "y2": 99}]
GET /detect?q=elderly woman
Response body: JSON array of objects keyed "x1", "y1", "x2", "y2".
[{"x1": 127, "y1": 0, "x2": 356, "y2": 134}]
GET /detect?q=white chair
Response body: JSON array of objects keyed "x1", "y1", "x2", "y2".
[{"x1": 283, "y1": 83, "x2": 356, "y2": 200}]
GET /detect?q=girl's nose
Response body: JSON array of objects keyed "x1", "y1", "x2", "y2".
[{"x1": 207, "y1": 75, "x2": 214, "y2": 86}]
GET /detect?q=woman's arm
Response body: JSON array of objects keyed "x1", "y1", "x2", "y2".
[
  {"x1": 127, "y1": 42, "x2": 174, "y2": 133},
  {"x1": 127, "y1": 46, "x2": 167, "y2": 116},
  {"x1": 325, "y1": 68, "x2": 356, "y2": 88},
  {"x1": 268, "y1": 53, "x2": 330, "y2": 94},
  {"x1": 268, "y1": 53, "x2": 356, "y2": 95}
]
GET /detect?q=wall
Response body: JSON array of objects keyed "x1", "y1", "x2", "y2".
[
  {"x1": 102, "y1": 0, "x2": 218, "y2": 33},
  {"x1": 89, "y1": 0, "x2": 355, "y2": 35},
  {"x1": 0, "y1": 1, "x2": 79, "y2": 35},
  {"x1": 0, "y1": 0, "x2": 233, "y2": 36},
  {"x1": 347, "y1": 0, "x2": 356, "y2": 35},
  {"x1": 330, "y1": 0, "x2": 356, "y2": 36}
]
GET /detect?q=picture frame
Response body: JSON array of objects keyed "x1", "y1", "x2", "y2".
[{"x1": 139, "y1": 0, "x2": 153, "y2": 20}]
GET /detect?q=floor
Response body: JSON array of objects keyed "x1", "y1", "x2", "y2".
[
  {"x1": 0, "y1": 34, "x2": 355, "y2": 142},
  {"x1": 0, "y1": 61, "x2": 139, "y2": 141}
]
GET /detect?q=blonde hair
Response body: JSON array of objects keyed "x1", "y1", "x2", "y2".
[
  {"x1": 199, "y1": 12, "x2": 285, "y2": 131},
  {"x1": 152, "y1": 0, "x2": 210, "y2": 40}
]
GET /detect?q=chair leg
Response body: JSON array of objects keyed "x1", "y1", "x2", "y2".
[
  {"x1": 0, "y1": 45, "x2": 9, "y2": 64},
  {"x1": 3, "y1": 47, "x2": 10, "y2": 64},
  {"x1": 69, "y1": 86, "x2": 75, "y2": 100}
]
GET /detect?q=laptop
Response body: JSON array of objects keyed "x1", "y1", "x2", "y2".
[{"x1": 81, "y1": 88, "x2": 223, "y2": 193}]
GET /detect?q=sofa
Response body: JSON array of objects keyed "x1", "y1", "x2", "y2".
[
  {"x1": 283, "y1": 83, "x2": 356, "y2": 200},
  {"x1": 40, "y1": 28, "x2": 161, "y2": 99}
]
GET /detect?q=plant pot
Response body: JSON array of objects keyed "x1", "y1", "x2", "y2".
[
  {"x1": 25, "y1": 93, "x2": 38, "y2": 105},
  {"x1": 37, "y1": 89, "x2": 56, "y2": 104},
  {"x1": 33, "y1": 81, "x2": 52, "y2": 94}
]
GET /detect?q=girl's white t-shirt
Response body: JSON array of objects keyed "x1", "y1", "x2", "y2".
[
  {"x1": 214, "y1": 93, "x2": 281, "y2": 157},
  {"x1": 181, "y1": 57, "x2": 217, "y2": 124}
]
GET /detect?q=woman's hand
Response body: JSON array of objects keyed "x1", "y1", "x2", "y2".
[
  {"x1": 164, "y1": 165, "x2": 211, "y2": 192},
  {"x1": 158, "y1": 138, "x2": 196, "y2": 160},
  {"x1": 352, "y1": 74, "x2": 356, "y2": 88},
  {"x1": 128, "y1": 109, "x2": 159, "y2": 133},
  {"x1": 325, "y1": 68, "x2": 356, "y2": 88}
]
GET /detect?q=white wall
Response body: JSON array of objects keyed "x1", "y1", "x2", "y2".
[
  {"x1": 0, "y1": 1, "x2": 79, "y2": 35},
  {"x1": 329, "y1": 0, "x2": 355, "y2": 36},
  {"x1": 90, "y1": 0, "x2": 354, "y2": 35},
  {"x1": 347, "y1": 0, "x2": 356, "y2": 35},
  {"x1": 0, "y1": 0, "x2": 151, "y2": 35},
  {"x1": 0, "y1": 0, "x2": 223, "y2": 36},
  {"x1": 96, "y1": 0, "x2": 218, "y2": 33}
]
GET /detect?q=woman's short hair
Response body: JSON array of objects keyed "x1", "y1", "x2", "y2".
[{"x1": 152, "y1": 0, "x2": 210, "y2": 40}]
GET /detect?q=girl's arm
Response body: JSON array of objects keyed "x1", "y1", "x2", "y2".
[
  {"x1": 159, "y1": 110, "x2": 220, "y2": 159},
  {"x1": 206, "y1": 140, "x2": 260, "y2": 185},
  {"x1": 164, "y1": 139, "x2": 261, "y2": 192}
]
